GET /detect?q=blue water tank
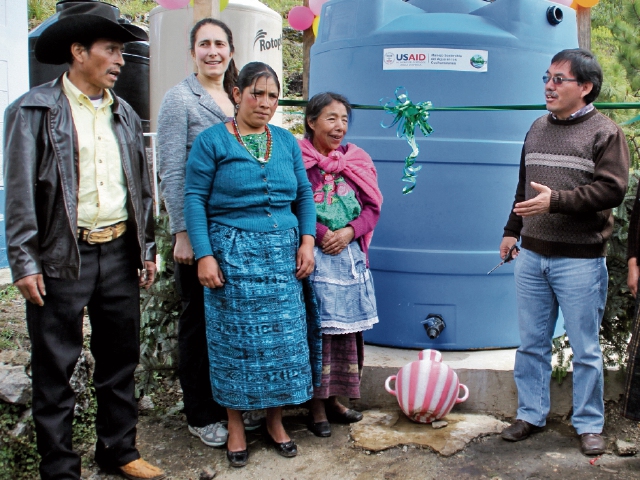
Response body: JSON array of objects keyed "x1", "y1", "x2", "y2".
[{"x1": 309, "y1": 0, "x2": 577, "y2": 349}]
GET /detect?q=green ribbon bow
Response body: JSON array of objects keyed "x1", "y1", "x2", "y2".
[{"x1": 381, "y1": 87, "x2": 434, "y2": 194}]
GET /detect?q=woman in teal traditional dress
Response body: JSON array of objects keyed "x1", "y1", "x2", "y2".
[{"x1": 184, "y1": 62, "x2": 318, "y2": 467}]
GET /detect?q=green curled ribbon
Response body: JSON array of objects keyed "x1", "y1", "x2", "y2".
[{"x1": 381, "y1": 87, "x2": 434, "y2": 194}]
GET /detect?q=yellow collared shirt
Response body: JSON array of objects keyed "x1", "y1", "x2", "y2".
[{"x1": 62, "y1": 73, "x2": 128, "y2": 229}]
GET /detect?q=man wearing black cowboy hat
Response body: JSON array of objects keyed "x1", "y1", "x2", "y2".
[{"x1": 3, "y1": 2, "x2": 164, "y2": 479}]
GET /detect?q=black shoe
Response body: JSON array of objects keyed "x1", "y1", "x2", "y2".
[
  {"x1": 327, "y1": 408, "x2": 364, "y2": 424},
  {"x1": 308, "y1": 418, "x2": 331, "y2": 437},
  {"x1": 501, "y1": 419, "x2": 543, "y2": 442},
  {"x1": 264, "y1": 428, "x2": 298, "y2": 457},
  {"x1": 226, "y1": 449, "x2": 249, "y2": 468}
]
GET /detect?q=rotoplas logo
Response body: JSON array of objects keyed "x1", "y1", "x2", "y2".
[{"x1": 254, "y1": 29, "x2": 282, "y2": 51}]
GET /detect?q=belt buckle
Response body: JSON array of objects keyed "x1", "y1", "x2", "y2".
[{"x1": 86, "y1": 227, "x2": 105, "y2": 245}]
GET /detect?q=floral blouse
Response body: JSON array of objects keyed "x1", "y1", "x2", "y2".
[{"x1": 313, "y1": 170, "x2": 361, "y2": 231}]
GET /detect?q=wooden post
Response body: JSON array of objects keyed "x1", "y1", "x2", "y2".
[
  {"x1": 302, "y1": 0, "x2": 313, "y2": 100},
  {"x1": 194, "y1": 0, "x2": 221, "y2": 22},
  {"x1": 576, "y1": 6, "x2": 591, "y2": 51}
]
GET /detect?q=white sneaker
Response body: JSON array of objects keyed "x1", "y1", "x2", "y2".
[
  {"x1": 243, "y1": 410, "x2": 265, "y2": 431},
  {"x1": 188, "y1": 422, "x2": 228, "y2": 447}
]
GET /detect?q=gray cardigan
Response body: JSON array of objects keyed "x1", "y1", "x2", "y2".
[{"x1": 157, "y1": 73, "x2": 229, "y2": 234}]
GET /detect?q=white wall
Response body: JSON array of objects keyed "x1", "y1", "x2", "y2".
[{"x1": 0, "y1": 0, "x2": 30, "y2": 188}]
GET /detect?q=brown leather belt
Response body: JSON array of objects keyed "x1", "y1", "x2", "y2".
[{"x1": 77, "y1": 221, "x2": 127, "y2": 244}]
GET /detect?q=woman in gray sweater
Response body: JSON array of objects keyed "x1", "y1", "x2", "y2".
[{"x1": 157, "y1": 17, "x2": 237, "y2": 448}]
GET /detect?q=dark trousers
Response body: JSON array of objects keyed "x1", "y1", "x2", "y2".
[
  {"x1": 173, "y1": 246, "x2": 226, "y2": 427},
  {"x1": 27, "y1": 236, "x2": 141, "y2": 480}
]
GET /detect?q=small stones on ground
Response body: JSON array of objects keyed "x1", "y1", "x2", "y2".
[
  {"x1": 600, "y1": 467, "x2": 619, "y2": 474},
  {"x1": 432, "y1": 420, "x2": 448, "y2": 429},
  {"x1": 9, "y1": 407, "x2": 32, "y2": 438},
  {"x1": 0, "y1": 364, "x2": 32, "y2": 404},
  {"x1": 545, "y1": 452, "x2": 565, "y2": 459},
  {"x1": 139, "y1": 396, "x2": 155, "y2": 412},
  {"x1": 614, "y1": 439, "x2": 638, "y2": 456},
  {"x1": 199, "y1": 466, "x2": 217, "y2": 479},
  {"x1": 402, "y1": 446, "x2": 408, "y2": 453}
]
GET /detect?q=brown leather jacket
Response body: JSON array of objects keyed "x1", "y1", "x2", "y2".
[{"x1": 3, "y1": 75, "x2": 156, "y2": 282}]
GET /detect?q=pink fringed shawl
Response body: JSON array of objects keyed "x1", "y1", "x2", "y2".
[{"x1": 298, "y1": 138, "x2": 383, "y2": 248}]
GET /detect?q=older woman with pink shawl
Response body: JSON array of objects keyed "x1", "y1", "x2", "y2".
[{"x1": 299, "y1": 92, "x2": 383, "y2": 437}]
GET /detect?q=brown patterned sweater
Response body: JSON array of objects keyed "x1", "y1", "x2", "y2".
[{"x1": 503, "y1": 109, "x2": 629, "y2": 258}]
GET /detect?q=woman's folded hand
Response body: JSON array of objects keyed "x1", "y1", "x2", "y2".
[
  {"x1": 296, "y1": 235, "x2": 315, "y2": 279},
  {"x1": 197, "y1": 255, "x2": 226, "y2": 288},
  {"x1": 321, "y1": 226, "x2": 355, "y2": 255}
]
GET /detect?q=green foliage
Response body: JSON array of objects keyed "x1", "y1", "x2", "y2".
[
  {"x1": 0, "y1": 286, "x2": 19, "y2": 303},
  {"x1": 136, "y1": 215, "x2": 180, "y2": 397},
  {"x1": 612, "y1": 0, "x2": 640, "y2": 95},
  {"x1": 28, "y1": 0, "x2": 155, "y2": 27},
  {"x1": 592, "y1": 0, "x2": 625, "y2": 29},
  {"x1": 288, "y1": 120, "x2": 305, "y2": 136},
  {"x1": 0, "y1": 403, "x2": 39, "y2": 480},
  {"x1": 261, "y1": 0, "x2": 301, "y2": 20},
  {"x1": 282, "y1": 27, "x2": 304, "y2": 96},
  {"x1": 601, "y1": 169, "x2": 640, "y2": 367},
  {"x1": 551, "y1": 335, "x2": 572, "y2": 384},
  {"x1": 112, "y1": 0, "x2": 157, "y2": 19},
  {"x1": 27, "y1": 0, "x2": 55, "y2": 25},
  {"x1": 0, "y1": 383, "x2": 97, "y2": 479},
  {"x1": 0, "y1": 286, "x2": 26, "y2": 351},
  {"x1": 71, "y1": 385, "x2": 98, "y2": 455},
  {"x1": 0, "y1": 330, "x2": 18, "y2": 351}
]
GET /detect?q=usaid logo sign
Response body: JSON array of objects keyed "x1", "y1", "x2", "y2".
[
  {"x1": 383, "y1": 48, "x2": 488, "y2": 72},
  {"x1": 254, "y1": 29, "x2": 282, "y2": 51}
]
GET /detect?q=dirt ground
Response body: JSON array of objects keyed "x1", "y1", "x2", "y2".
[
  {"x1": 2, "y1": 289, "x2": 640, "y2": 479},
  {"x1": 77, "y1": 405, "x2": 640, "y2": 480}
]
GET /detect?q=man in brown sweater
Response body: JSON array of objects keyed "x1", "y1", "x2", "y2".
[{"x1": 499, "y1": 49, "x2": 629, "y2": 455}]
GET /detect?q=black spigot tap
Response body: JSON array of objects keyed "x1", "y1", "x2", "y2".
[{"x1": 422, "y1": 314, "x2": 446, "y2": 340}]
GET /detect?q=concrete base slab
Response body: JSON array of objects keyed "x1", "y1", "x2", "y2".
[
  {"x1": 356, "y1": 345, "x2": 626, "y2": 419},
  {"x1": 351, "y1": 408, "x2": 508, "y2": 456},
  {"x1": 0, "y1": 268, "x2": 12, "y2": 286}
]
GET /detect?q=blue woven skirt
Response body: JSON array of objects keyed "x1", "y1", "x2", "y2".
[{"x1": 204, "y1": 224, "x2": 317, "y2": 410}]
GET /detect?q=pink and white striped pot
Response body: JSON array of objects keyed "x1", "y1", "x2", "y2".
[{"x1": 384, "y1": 349, "x2": 469, "y2": 424}]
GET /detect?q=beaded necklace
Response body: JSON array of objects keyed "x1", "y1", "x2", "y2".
[{"x1": 232, "y1": 117, "x2": 272, "y2": 164}]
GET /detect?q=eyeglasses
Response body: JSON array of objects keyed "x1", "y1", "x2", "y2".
[{"x1": 542, "y1": 75, "x2": 578, "y2": 85}]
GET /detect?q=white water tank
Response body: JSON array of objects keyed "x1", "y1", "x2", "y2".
[{"x1": 149, "y1": 0, "x2": 283, "y2": 130}]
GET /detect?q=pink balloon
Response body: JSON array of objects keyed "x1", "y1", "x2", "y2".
[
  {"x1": 309, "y1": 0, "x2": 329, "y2": 16},
  {"x1": 157, "y1": 0, "x2": 190, "y2": 9},
  {"x1": 551, "y1": 0, "x2": 573, "y2": 6},
  {"x1": 288, "y1": 6, "x2": 315, "y2": 31}
]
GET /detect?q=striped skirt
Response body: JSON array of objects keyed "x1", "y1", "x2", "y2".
[
  {"x1": 314, "y1": 332, "x2": 365, "y2": 399},
  {"x1": 204, "y1": 224, "x2": 315, "y2": 410}
]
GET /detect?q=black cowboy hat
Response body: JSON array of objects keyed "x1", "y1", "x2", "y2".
[{"x1": 35, "y1": 2, "x2": 149, "y2": 65}]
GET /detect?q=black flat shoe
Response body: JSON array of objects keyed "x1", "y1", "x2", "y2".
[
  {"x1": 327, "y1": 408, "x2": 363, "y2": 424},
  {"x1": 308, "y1": 418, "x2": 331, "y2": 437},
  {"x1": 226, "y1": 449, "x2": 249, "y2": 468},
  {"x1": 271, "y1": 438, "x2": 298, "y2": 457},
  {"x1": 264, "y1": 428, "x2": 298, "y2": 457}
]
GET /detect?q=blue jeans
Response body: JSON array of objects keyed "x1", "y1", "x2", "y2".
[{"x1": 513, "y1": 248, "x2": 606, "y2": 435}]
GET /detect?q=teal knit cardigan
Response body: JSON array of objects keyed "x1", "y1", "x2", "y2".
[{"x1": 184, "y1": 122, "x2": 316, "y2": 259}]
